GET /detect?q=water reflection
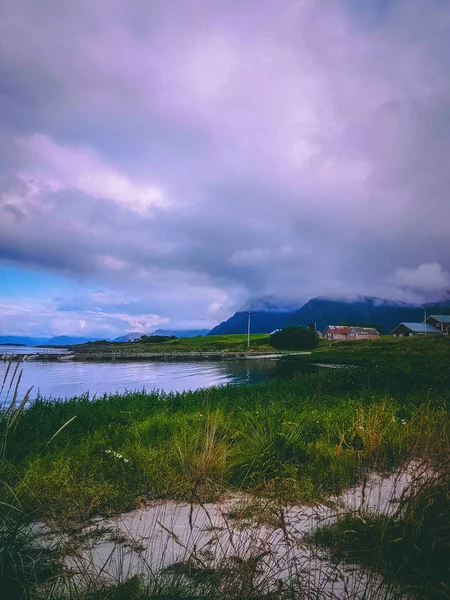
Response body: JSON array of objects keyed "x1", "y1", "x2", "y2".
[
  {"x1": 0, "y1": 359, "x2": 282, "y2": 404},
  {"x1": 0, "y1": 345, "x2": 70, "y2": 355}
]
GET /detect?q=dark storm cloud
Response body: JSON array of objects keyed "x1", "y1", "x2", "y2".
[{"x1": 1, "y1": 0, "x2": 450, "y2": 334}]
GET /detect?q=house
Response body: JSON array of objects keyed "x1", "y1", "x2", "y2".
[
  {"x1": 391, "y1": 323, "x2": 443, "y2": 336},
  {"x1": 323, "y1": 326, "x2": 350, "y2": 341},
  {"x1": 347, "y1": 326, "x2": 379, "y2": 340},
  {"x1": 425, "y1": 315, "x2": 450, "y2": 334},
  {"x1": 324, "y1": 325, "x2": 379, "y2": 341}
]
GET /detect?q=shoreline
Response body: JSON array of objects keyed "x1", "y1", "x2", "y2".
[{"x1": 0, "y1": 350, "x2": 312, "y2": 363}]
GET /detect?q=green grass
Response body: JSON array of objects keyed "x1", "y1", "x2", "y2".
[
  {"x1": 302, "y1": 335, "x2": 450, "y2": 367},
  {"x1": 0, "y1": 362, "x2": 65, "y2": 600},
  {"x1": 309, "y1": 460, "x2": 450, "y2": 599},
  {"x1": 2, "y1": 338, "x2": 450, "y2": 598},
  {"x1": 2, "y1": 339, "x2": 449, "y2": 521},
  {"x1": 72, "y1": 334, "x2": 272, "y2": 355}
]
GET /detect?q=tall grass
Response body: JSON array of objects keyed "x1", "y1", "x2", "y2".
[
  {"x1": 1, "y1": 361, "x2": 79, "y2": 599},
  {"x1": 1, "y1": 340, "x2": 449, "y2": 598},
  {"x1": 175, "y1": 411, "x2": 228, "y2": 499},
  {"x1": 0, "y1": 361, "x2": 57, "y2": 599},
  {"x1": 3, "y1": 356, "x2": 449, "y2": 520},
  {"x1": 309, "y1": 454, "x2": 450, "y2": 599}
]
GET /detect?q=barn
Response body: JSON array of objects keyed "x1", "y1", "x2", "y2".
[
  {"x1": 425, "y1": 315, "x2": 450, "y2": 334},
  {"x1": 392, "y1": 322, "x2": 442, "y2": 336},
  {"x1": 347, "y1": 326, "x2": 379, "y2": 340},
  {"x1": 323, "y1": 326, "x2": 350, "y2": 341}
]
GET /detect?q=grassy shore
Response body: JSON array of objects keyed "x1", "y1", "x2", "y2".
[
  {"x1": 1, "y1": 336, "x2": 449, "y2": 598},
  {"x1": 2, "y1": 337, "x2": 448, "y2": 520},
  {"x1": 71, "y1": 333, "x2": 272, "y2": 355},
  {"x1": 300, "y1": 334, "x2": 450, "y2": 367},
  {"x1": 70, "y1": 331, "x2": 450, "y2": 362}
]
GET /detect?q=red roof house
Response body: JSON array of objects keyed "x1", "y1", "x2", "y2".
[{"x1": 323, "y1": 326, "x2": 350, "y2": 341}]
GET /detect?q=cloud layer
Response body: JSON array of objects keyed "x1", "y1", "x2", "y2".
[{"x1": 1, "y1": 0, "x2": 449, "y2": 335}]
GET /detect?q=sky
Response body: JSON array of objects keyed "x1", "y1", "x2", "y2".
[{"x1": 1, "y1": 0, "x2": 450, "y2": 338}]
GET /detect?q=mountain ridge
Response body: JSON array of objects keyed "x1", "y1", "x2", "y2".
[
  {"x1": 207, "y1": 295, "x2": 450, "y2": 335},
  {"x1": 0, "y1": 335, "x2": 104, "y2": 346},
  {"x1": 208, "y1": 310, "x2": 295, "y2": 336},
  {"x1": 289, "y1": 296, "x2": 450, "y2": 333},
  {"x1": 151, "y1": 329, "x2": 210, "y2": 338}
]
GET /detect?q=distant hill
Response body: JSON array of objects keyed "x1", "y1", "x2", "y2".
[
  {"x1": 46, "y1": 336, "x2": 104, "y2": 346},
  {"x1": 112, "y1": 332, "x2": 144, "y2": 342},
  {"x1": 151, "y1": 329, "x2": 210, "y2": 338},
  {"x1": 0, "y1": 336, "x2": 49, "y2": 346},
  {"x1": 0, "y1": 335, "x2": 106, "y2": 346},
  {"x1": 113, "y1": 329, "x2": 210, "y2": 342},
  {"x1": 208, "y1": 311, "x2": 296, "y2": 335},
  {"x1": 288, "y1": 296, "x2": 450, "y2": 334}
]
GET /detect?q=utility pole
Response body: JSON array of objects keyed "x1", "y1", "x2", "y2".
[
  {"x1": 247, "y1": 311, "x2": 251, "y2": 348},
  {"x1": 424, "y1": 306, "x2": 427, "y2": 336}
]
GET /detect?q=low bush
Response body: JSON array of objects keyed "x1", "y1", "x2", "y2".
[{"x1": 269, "y1": 326, "x2": 318, "y2": 350}]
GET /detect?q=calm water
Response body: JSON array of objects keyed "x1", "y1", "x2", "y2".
[
  {"x1": 0, "y1": 358, "x2": 280, "y2": 405},
  {"x1": 0, "y1": 345, "x2": 71, "y2": 355}
]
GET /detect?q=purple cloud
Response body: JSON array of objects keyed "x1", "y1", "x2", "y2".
[{"x1": 0, "y1": 0, "x2": 449, "y2": 335}]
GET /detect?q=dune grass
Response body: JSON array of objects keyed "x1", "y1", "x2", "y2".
[{"x1": 309, "y1": 454, "x2": 450, "y2": 599}]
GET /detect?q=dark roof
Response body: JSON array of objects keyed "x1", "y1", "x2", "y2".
[
  {"x1": 427, "y1": 315, "x2": 450, "y2": 324},
  {"x1": 348, "y1": 327, "x2": 379, "y2": 334}
]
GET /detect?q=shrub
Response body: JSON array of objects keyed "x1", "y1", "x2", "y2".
[{"x1": 269, "y1": 326, "x2": 318, "y2": 350}]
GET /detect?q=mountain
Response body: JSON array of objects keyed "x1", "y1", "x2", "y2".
[
  {"x1": 46, "y1": 336, "x2": 105, "y2": 346},
  {"x1": 113, "y1": 332, "x2": 144, "y2": 342},
  {"x1": 208, "y1": 311, "x2": 296, "y2": 335},
  {"x1": 208, "y1": 296, "x2": 450, "y2": 336},
  {"x1": 0, "y1": 335, "x2": 105, "y2": 346},
  {"x1": 151, "y1": 329, "x2": 210, "y2": 338},
  {"x1": 112, "y1": 330, "x2": 209, "y2": 342},
  {"x1": 0, "y1": 336, "x2": 49, "y2": 346},
  {"x1": 288, "y1": 296, "x2": 450, "y2": 334}
]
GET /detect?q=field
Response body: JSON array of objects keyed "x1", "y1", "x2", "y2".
[
  {"x1": 303, "y1": 335, "x2": 450, "y2": 366},
  {"x1": 1, "y1": 335, "x2": 449, "y2": 598},
  {"x1": 71, "y1": 333, "x2": 272, "y2": 355}
]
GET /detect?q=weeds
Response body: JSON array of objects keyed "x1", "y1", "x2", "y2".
[{"x1": 175, "y1": 411, "x2": 228, "y2": 498}]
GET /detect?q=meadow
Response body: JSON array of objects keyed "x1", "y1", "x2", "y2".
[
  {"x1": 72, "y1": 333, "x2": 272, "y2": 355},
  {"x1": 1, "y1": 337, "x2": 448, "y2": 518},
  {"x1": 302, "y1": 335, "x2": 450, "y2": 367},
  {"x1": 1, "y1": 335, "x2": 449, "y2": 598}
]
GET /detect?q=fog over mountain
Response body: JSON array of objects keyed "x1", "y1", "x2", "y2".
[
  {"x1": 208, "y1": 295, "x2": 450, "y2": 335},
  {"x1": 1, "y1": 0, "x2": 450, "y2": 337}
]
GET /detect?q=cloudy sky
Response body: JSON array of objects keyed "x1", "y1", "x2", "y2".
[{"x1": 1, "y1": 0, "x2": 449, "y2": 337}]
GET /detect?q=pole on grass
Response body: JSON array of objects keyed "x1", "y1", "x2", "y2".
[{"x1": 423, "y1": 305, "x2": 427, "y2": 336}]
